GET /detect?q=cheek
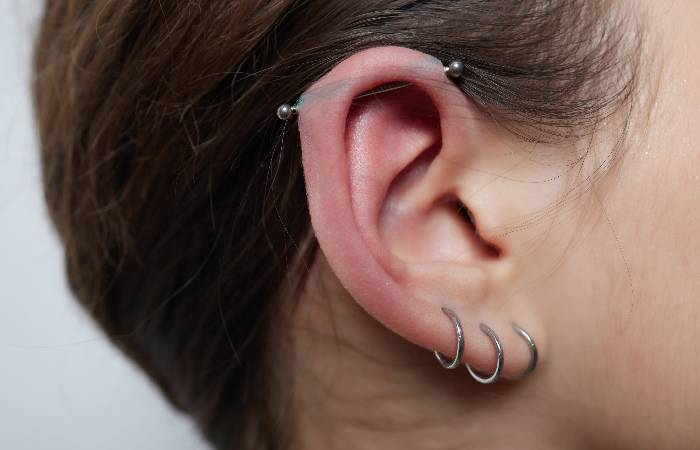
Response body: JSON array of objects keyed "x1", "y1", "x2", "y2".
[
  {"x1": 511, "y1": 120, "x2": 700, "y2": 433},
  {"x1": 547, "y1": 82, "x2": 700, "y2": 434},
  {"x1": 592, "y1": 143, "x2": 700, "y2": 438},
  {"x1": 503, "y1": 0, "x2": 700, "y2": 438},
  {"x1": 643, "y1": 0, "x2": 700, "y2": 292},
  {"x1": 623, "y1": 3, "x2": 700, "y2": 376}
]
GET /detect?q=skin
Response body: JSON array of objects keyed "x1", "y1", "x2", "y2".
[{"x1": 277, "y1": 1, "x2": 700, "y2": 449}]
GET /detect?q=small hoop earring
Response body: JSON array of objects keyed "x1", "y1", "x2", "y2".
[
  {"x1": 512, "y1": 323, "x2": 538, "y2": 379},
  {"x1": 433, "y1": 307, "x2": 464, "y2": 369},
  {"x1": 466, "y1": 323, "x2": 503, "y2": 384}
]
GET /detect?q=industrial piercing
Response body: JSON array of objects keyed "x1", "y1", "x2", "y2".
[{"x1": 277, "y1": 59, "x2": 465, "y2": 119}]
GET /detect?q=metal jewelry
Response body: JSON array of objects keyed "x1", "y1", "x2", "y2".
[
  {"x1": 512, "y1": 323, "x2": 538, "y2": 379},
  {"x1": 433, "y1": 307, "x2": 464, "y2": 369},
  {"x1": 275, "y1": 59, "x2": 465, "y2": 119},
  {"x1": 465, "y1": 323, "x2": 504, "y2": 384}
]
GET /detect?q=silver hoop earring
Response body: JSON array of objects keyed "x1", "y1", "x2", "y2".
[
  {"x1": 512, "y1": 323, "x2": 538, "y2": 379},
  {"x1": 466, "y1": 323, "x2": 503, "y2": 384},
  {"x1": 433, "y1": 307, "x2": 464, "y2": 369}
]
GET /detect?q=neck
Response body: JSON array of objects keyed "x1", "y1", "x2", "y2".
[{"x1": 280, "y1": 257, "x2": 582, "y2": 450}]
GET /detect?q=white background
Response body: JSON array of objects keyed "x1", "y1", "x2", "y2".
[{"x1": 0, "y1": 1, "x2": 207, "y2": 448}]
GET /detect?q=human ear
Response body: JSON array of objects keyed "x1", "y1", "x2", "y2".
[{"x1": 296, "y1": 46, "x2": 547, "y2": 380}]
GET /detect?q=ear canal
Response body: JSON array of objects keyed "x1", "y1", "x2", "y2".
[{"x1": 453, "y1": 198, "x2": 502, "y2": 259}]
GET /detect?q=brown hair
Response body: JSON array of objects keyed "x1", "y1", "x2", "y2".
[{"x1": 33, "y1": 1, "x2": 641, "y2": 448}]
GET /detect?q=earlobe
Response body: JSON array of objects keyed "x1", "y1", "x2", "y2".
[{"x1": 295, "y1": 46, "x2": 545, "y2": 381}]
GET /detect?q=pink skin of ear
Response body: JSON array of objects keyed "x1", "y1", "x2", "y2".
[{"x1": 297, "y1": 46, "x2": 523, "y2": 375}]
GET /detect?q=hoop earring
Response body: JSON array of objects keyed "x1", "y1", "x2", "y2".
[
  {"x1": 466, "y1": 323, "x2": 503, "y2": 384},
  {"x1": 512, "y1": 323, "x2": 538, "y2": 379},
  {"x1": 433, "y1": 307, "x2": 464, "y2": 369}
]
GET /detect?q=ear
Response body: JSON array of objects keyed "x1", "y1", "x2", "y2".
[{"x1": 297, "y1": 46, "x2": 548, "y2": 379}]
